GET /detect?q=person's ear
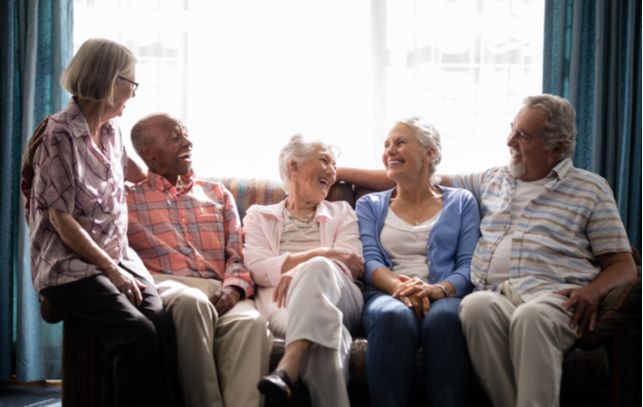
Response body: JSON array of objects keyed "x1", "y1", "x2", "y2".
[
  {"x1": 138, "y1": 145, "x2": 154, "y2": 164},
  {"x1": 424, "y1": 147, "x2": 435, "y2": 165},
  {"x1": 289, "y1": 159, "x2": 298, "y2": 178},
  {"x1": 555, "y1": 143, "x2": 564, "y2": 154},
  {"x1": 549, "y1": 143, "x2": 564, "y2": 161}
]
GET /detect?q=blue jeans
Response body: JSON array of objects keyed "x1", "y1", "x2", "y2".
[{"x1": 362, "y1": 289, "x2": 470, "y2": 407}]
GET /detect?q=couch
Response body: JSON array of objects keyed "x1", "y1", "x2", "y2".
[{"x1": 42, "y1": 177, "x2": 641, "y2": 407}]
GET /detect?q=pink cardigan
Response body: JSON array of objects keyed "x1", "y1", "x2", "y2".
[{"x1": 243, "y1": 199, "x2": 363, "y2": 313}]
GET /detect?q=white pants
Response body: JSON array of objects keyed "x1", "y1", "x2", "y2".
[
  {"x1": 459, "y1": 283, "x2": 577, "y2": 407},
  {"x1": 155, "y1": 275, "x2": 273, "y2": 407},
  {"x1": 268, "y1": 257, "x2": 363, "y2": 407}
]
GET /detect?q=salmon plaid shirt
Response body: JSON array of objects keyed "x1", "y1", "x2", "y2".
[{"x1": 126, "y1": 172, "x2": 254, "y2": 298}]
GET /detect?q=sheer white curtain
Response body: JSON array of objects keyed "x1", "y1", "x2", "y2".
[{"x1": 74, "y1": 0, "x2": 543, "y2": 179}]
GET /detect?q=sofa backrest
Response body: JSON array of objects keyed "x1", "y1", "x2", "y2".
[{"x1": 203, "y1": 177, "x2": 369, "y2": 222}]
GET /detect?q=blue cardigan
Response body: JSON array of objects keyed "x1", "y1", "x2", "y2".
[{"x1": 355, "y1": 186, "x2": 481, "y2": 297}]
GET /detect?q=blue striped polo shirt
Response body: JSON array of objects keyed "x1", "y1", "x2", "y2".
[{"x1": 452, "y1": 158, "x2": 631, "y2": 301}]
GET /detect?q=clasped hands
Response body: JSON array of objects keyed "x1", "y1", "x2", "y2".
[{"x1": 392, "y1": 275, "x2": 445, "y2": 318}]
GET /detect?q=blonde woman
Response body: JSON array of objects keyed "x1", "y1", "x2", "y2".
[{"x1": 355, "y1": 118, "x2": 480, "y2": 407}]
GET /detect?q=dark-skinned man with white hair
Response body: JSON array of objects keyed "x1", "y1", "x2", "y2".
[{"x1": 126, "y1": 113, "x2": 272, "y2": 407}]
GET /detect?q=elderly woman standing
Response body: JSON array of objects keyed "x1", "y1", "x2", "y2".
[
  {"x1": 243, "y1": 135, "x2": 364, "y2": 407},
  {"x1": 25, "y1": 38, "x2": 180, "y2": 406},
  {"x1": 355, "y1": 118, "x2": 480, "y2": 407}
]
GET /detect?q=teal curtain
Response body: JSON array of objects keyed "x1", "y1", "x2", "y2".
[
  {"x1": 543, "y1": 0, "x2": 642, "y2": 251},
  {"x1": 0, "y1": 0, "x2": 72, "y2": 380}
]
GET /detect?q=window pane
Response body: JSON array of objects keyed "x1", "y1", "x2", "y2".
[{"x1": 73, "y1": 0, "x2": 543, "y2": 179}]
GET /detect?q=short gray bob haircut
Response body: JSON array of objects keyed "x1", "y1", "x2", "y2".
[
  {"x1": 395, "y1": 117, "x2": 443, "y2": 184},
  {"x1": 278, "y1": 134, "x2": 336, "y2": 194},
  {"x1": 523, "y1": 94, "x2": 577, "y2": 159},
  {"x1": 61, "y1": 38, "x2": 136, "y2": 105}
]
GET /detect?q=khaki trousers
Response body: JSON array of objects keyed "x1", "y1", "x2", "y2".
[
  {"x1": 459, "y1": 282, "x2": 577, "y2": 407},
  {"x1": 155, "y1": 275, "x2": 273, "y2": 407},
  {"x1": 268, "y1": 257, "x2": 363, "y2": 407}
]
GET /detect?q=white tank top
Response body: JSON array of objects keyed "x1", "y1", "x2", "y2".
[
  {"x1": 380, "y1": 208, "x2": 441, "y2": 283},
  {"x1": 487, "y1": 178, "x2": 547, "y2": 285}
]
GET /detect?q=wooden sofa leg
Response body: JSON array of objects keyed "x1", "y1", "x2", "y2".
[
  {"x1": 609, "y1": 332, "x2": 642, "y2": 407},
  {"x1": 62, "y1": 318, "x2": 112, "y2": 407}
]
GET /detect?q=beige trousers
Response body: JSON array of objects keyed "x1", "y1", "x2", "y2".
[
  {"x1": 268, "y1": 257, "x2": 363, "y2": 407},
  {"x1": 459, "y1": 282, "x2": 578, "y2": 407},
  {"x1": 155, "y1": 275, "x2": 273, "y2": 407}
]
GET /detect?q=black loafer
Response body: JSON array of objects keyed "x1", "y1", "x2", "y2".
[{"x1": 257, "y1": 369, "x2": 294, "y2": 402}]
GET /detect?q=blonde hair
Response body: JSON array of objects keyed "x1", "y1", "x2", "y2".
[
  {"x1": 395, "y1": 117, "x2": 443, "y2": 184},
  {"x1": 61, "y1": 38, "x2": 136, "y2": 105}
]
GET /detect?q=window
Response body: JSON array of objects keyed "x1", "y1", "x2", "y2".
[{"x1": 74, "y1": 0, "x2": 544, "y2": 180}]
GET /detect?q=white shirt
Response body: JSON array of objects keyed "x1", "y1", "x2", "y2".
[
  {"x1": 487, "y1": 178, "x2": 547, "y2": 285},
  {"x1": 279, "y1": 208, "x2": 321, "y2": 254},
  {"x1": 380, "y1": 209, "x2": 441, "y2": 283}
]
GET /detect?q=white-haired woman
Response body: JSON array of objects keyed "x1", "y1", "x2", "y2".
[
  {"x1": 243, "y1": 135, "x2": 364, "y2": 407},
  {"x1": 25, "y1": 38, "x2": 180, "y2": 406},
  {"x1": 355, "y1": 118, "x2": 480, "y2": 407}
]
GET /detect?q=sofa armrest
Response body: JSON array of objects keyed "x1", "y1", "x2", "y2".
[{"x1": 575, "y1": 276, "x2": 641, "y2": 350}]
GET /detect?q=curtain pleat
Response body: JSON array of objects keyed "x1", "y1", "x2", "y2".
[
  {"x1": 543, "y1": 0, "x2": 642, "y2": 250},
  {"x1": 0, "y1": 0, "x2": 19, "y2": 382},
  {"x1": 0, "y1": 0, "x2": 72, "y2": 381}
]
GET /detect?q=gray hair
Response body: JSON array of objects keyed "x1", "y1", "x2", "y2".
[
  {"x1": 278, "y1": 134, "x2": 336, "y2": 193},
  {"x1": 130, "y1": 113, "x2": 171, "y2": 157},
  {"x1": 523, "y1": 94, "x2": 576, "y2": 159},
  {"x1": 61, "y1": 38, "x2": 136, "y2": 105},
  {"x1": 395, "y1": 117, "x2": 443, "y2": 184}
]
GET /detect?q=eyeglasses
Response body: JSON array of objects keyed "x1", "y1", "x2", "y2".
[{"x1": 117, "y1": 75, "x2": 139, "y2": 92}]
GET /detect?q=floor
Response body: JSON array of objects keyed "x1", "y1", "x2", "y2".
[{"x1": 0, "y1": 384, "x2": 61, "y2": 407}]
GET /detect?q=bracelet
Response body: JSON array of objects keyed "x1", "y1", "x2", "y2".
[{"x1": 435, "y1": 283, "x2": 450, "y2": 299}]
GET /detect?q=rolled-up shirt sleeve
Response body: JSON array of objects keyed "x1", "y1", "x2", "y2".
[
  {"x1": 33, "y1": 130, "x2": 76, "y2": 214},
  {"x1": 449, "y1": 172, "x2": 484, "y2": 202},
  {"x1": 221, "y1": 187, "x2": 254, "y2": 297}
]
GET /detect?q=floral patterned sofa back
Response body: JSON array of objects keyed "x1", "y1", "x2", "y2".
[{"x1": 208, "y1": 177, "x2": 360, "y2": 222}]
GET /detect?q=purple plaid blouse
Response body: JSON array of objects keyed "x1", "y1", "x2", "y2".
[{"x1": 27, "y1": 99, "x2": 151, "y2": 293}]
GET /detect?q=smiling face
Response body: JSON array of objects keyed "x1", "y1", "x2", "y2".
[
  {"x1": 382, "y1": 123, "x2": 433, "y2": 183},
  {"x1": 507, "y1": 107, "x2": 562, "y2": 181},
  {"x1": 140, "y1": 115, "x2": 193, "y2": 185},
  {"x1": 289, "y1": 146, "x2": 337, "y2": 205}
]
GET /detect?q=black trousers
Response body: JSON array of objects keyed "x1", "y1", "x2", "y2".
[{"x1": 41, "y1": 271, "x2": 183, "y2": 407}]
